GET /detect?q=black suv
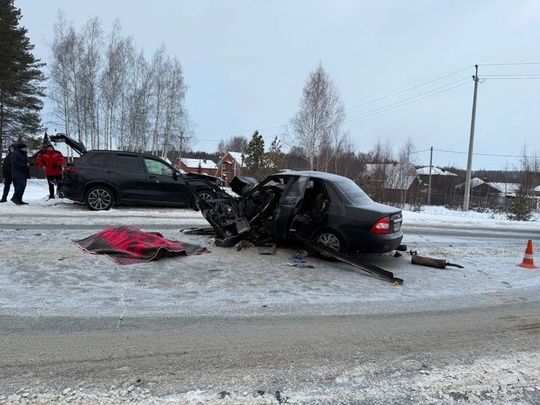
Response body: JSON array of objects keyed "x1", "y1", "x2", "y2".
[{"x1": 50, "y1": 134, "x2": 221, "y2": 211}]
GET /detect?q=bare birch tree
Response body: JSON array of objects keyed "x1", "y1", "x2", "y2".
[
  {"x1": 289, "y1": 63, "x2": 345, "y2": 170},
  {"x1": 162, "y1": 57, "x2": 188, "y2": 159},
  {"x1": 217, "y1": 135, "x2": 249, "y2": 155},
  {"x1": 100, "y1": 20, "x2": 132, "y2": 149},
  {"x1": 79, "y1": 17, "x2": 103, "y2": 149},
  {"x1": 49, "y1": 15, "x2": 191, "y2": 154},
  {"x1": 48, "y1": 12, "x2": 80, "y2": 137}
]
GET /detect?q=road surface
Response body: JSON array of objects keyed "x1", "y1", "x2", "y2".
[{"x1": 1, "y1": 206, "x2": 540, "y2": 404}]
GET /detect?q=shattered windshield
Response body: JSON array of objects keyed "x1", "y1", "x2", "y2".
[{"x1": 332, "y1": 178, "x2": 373, "y2": 205}]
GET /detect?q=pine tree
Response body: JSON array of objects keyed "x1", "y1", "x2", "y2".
[
  {"x1": 0, "y1": 0, "x2": 46, "y2": 150},
  {"x1": 507, "y1": 187, "x2": 532, "y2": 221},
  {"x1": 243, "y1": 130, "x2": 266, "y2": 179},
  {"x1": 267, "y1": 136, "x2": 286, "y2": 172}
]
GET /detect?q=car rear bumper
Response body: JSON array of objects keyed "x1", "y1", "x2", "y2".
[{"x1": 347, "y1": 230, "x2": 404, "y2": 254}]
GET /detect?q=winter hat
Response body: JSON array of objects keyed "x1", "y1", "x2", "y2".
[
  {"x1": 46, "y1": 144, "x2": 54, "y2": 149},
  {"x1": 18, "y1": 143, "x2": 28, "y2": 149}
]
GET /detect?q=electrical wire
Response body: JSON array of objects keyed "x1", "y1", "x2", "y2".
[
  {"x1": 192, "y1": 64, "x2": 538, "y2": 140},
  {"x1": 485, "y1": 77, "x2": 540, "y2": 80},
  {"x1": 193, "y1": 67, "x2": 475, "y2": 138},
  {"x1": 345, "y1": 65, "x2": 474, "y2": 111},
  {"x1": 344, "y1": 80, "x2": 471, "y2": 123},
  {"x1": 433, "y1": 148, "x2": 523, "y2": 158},
  {"x1": 478, "y1": 62, "x2": 540, "y2": 66},
  {"x1": 482, "y1": 74, "x2": 540, "y2": 77}
]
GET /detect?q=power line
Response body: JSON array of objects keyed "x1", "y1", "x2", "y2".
[
  {"x1": 193, "y1": 67, "x2": 475, "y2": 138},
  {"x1": 478, "y1": 62, "x2": 540, "y2": 66},
  {"x1": 195, "y1": 124, "x2": 287, "y2": 136},
  {"x1": 345, "y1": 65, "x2": 474, "y2": 111},
  {"x1": 482, "y1": 73, "x2": 540, "y2": 77},
  {"x1": 344, "y1": 80, "x2": 471, "y2": 123},
  {"x1": 193, "y1": 64, "x2": 538, "y2": 140},
  {"x1": 433, "y1": 148, "x2": 523, "y2": 158},
  {"x1": 485, "y1": 77, "x2": 540, "y2": 80}
]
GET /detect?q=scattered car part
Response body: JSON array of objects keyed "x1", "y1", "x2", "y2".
[
  {"x1": 306, "y1": 241, "x2": 403, "y2": 285},
  {"x1": 409, "y1": 251, "x2": 464, "y2": 269},
  {"x1": 258, "y1": 243, "x2": 277, "y2": 255}
]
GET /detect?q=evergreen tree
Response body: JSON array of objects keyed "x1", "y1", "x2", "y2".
[
  {"x1": 507, "y1": 187, "x2": 532, "y2": 221},
  {"x1": 0, "y1": 0, "x2": 46, "y2": 150},
  {"x1": 243, "y1": 130, "x2": 265, "y2": 179},
  {"x1": 266, "y1": 136, "x2": 286, "y2": 172}
]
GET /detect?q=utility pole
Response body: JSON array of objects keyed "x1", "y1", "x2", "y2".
[
  {"x1": 427, "y1": 146, "x2": 433, "y2": 205},
  {"x1": 463, "y1": 65, "x2": 480, "y2": 211},
  {"x1": 178, "y1": 131, "x2": 183, "y2": 169}
]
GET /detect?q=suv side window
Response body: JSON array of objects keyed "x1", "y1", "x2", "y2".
[
  {"x1": 117, "y1": 154, "x2": 142, "y2": 172},
  {"x1": 143, "y1": 158, "x2": 174, "y2": 176},
  {"x1": 87, "y1": 153, "x2": 107, "y2": 167}
]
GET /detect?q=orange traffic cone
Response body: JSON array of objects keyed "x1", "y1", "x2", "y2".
[{"x1": 518, "y1": 240, "x2": 538, "y2": 269}]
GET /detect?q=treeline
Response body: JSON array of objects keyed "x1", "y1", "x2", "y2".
[{"x1": 48, "y1": 13, "x2": 192, "y2": 157}]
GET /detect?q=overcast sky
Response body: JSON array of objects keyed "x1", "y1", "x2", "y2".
[{"x1": 16, "y1": 0, "x2": 540, "y2": 170}]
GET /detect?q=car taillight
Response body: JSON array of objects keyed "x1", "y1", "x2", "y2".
[
  {"x1": 65, "y1": 166, "x2": 80, "y2": 173},
  {"x1": 371, "y1": 217, "x2": 390, "y2": 234}
]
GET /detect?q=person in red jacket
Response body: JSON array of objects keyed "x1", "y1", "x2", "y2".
[{"x1": 35, "y1": 144, "x2": 65, "y2": 199}]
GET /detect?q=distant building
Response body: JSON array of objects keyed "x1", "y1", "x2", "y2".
[
  {"x1": 364, "y1": 163, "x2": 422, "y2": 205},
  {"x1": 215, "y1": 152, "x2": 244, "y2": 187},
  {"x1": 455, "y1": 177, "x2": 524, "y2": 208},
  {"x1": 455, "y1": 178, "x2": 521, "y2": 198},
  {"x1": 416, "y1": 166, "x2": 459, "y2": 205},
  {"x1": 179, "y1": 158, "x2": 217, "y2": 176}
]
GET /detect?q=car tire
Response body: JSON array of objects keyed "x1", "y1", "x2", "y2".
[
  {"x1": 314, "y1": 230, "x2": 346, "y2": 260},
  {"x1": 193, "y1": 190, "x2": 216, "y2": 211},
  {"x1": 84, "y1": 186, "x2": 115, "y2": 211}
]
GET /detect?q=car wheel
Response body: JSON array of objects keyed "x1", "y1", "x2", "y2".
[
  {"x1": 84, "y1": 186, "x2": 115, "y2": 211},
  {"x1": 315, "y1": 230, "x2": 346, "y2": 260},
  {"x1": 193, "y1": 190, "x2": 215, "y2": 211}
]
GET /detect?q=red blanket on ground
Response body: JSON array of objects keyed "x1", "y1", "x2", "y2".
[{"x1": 74, "y1": 226, "x2": 208, "y2": 265}]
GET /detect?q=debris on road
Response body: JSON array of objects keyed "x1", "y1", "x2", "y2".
[
  {"x1": 409, "y1": 250, "x2": 464, "y2": 269},
  {"x1": 306, "y1": 242, "x2": 404, "y2": 284},
  {"x1": 258, "y1": 243, "x2": 277, "y2": 255}
]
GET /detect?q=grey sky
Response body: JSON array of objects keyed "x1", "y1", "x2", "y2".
[{"x1": 16, "y1": 0, "x2": 540, "y2": 170}]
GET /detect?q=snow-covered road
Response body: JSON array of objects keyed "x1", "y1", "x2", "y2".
[{"x1": 1, "y1": 180, "x2": 540, "y2": 404}]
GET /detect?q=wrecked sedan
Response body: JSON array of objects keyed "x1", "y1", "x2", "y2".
[
  {"x1": 194, "y1": 170, "x2": 404, "y2": 255},
  {"x1": 49, "y1": 133, "x2": 222, "y2": 211}
]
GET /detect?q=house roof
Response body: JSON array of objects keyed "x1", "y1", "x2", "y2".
[
  {"x1": 416, "y1": 166, "x2": 458, "y2": 176},
  {"x1": 181, "y1": 158, "x2": 216, "y2": 169},
  {"x1": 217, "y1": 151, "x2": 245, "y2": 167},
  {"x1": 455, "y1": 177, "x2": 485, "y2": 189},
  {"x1": 455, "y1": 178, "x2": 522, "y2": 196},
  {"x1": 487, "y1": 182, "x2": 521, "y2": 195},
  {"x1": 228, "y1": 151, "x2": 244, "y2": 165}
]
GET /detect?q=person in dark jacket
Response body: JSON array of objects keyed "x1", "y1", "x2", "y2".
[
  {"x1": 0, "y1": 144, "x2": 16, "y2": 202},
  {"x1": 11, "y1": 143, "x2": 32, "y2": 205},
  {"x1": 35, "y1": 143, "x2": 65, "y2": 199}
]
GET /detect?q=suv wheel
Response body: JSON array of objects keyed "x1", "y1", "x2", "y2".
[
  {"x1": 193, "y1": 190, "x2": 215, "y2": 211},
  {"x1": 85, "y1": 186, "x2": 115, "y2": 211}
]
